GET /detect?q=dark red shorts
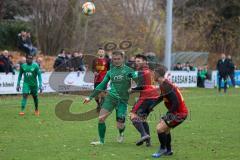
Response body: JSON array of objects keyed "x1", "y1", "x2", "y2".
[
  {"x1": 131, "y1": 98, "x2": 160, "y2": 118},
  {"x1": 161, "y1": 111, "x2": 188, "y2": 128}
]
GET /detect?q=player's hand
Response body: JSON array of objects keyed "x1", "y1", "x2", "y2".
[
  {"x1": 83, "y1": 97, "x2": 91, "y2": 104},
  {"x1": 16, "y1": 85, "x2": 21, "y2": 92}
]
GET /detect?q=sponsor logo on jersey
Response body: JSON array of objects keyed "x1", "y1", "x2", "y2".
[{"x1": 113, "y1": 75, "x2": 124, "y2": 81}]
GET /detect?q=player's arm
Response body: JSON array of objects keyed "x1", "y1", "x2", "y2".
[
  {"x1": 166, "y1": 90, "x2": 180, "y2": 113},
  {"x1": 131, "y1": 71, "x2": 145, "y2": 91},
  {"x1": 37, "y1": 67, "x2": 42, "y2": 87},
  {"x1": 36, "y1": 65, "x2": 43, "y2": 92},
  {"x1": 16, "y1": 65, "x2": 23, "y2": 91},
  {"x1": 84, "y1": 71, "x2": 110, "y2": 103}
]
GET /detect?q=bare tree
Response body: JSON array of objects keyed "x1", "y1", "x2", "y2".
[{"x1": 32, "y1": 0, "x2": 89, "y2": 55}]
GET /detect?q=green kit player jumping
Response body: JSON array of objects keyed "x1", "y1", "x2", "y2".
[
  {"x1": 84, "y1": 50, "x2": 134, "y2": 145},
  {"x1": 17, "y1": 55, "x2": 43, "y2": 116}
]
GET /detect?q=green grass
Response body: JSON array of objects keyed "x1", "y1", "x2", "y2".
[{"x1": 0, "y1": 88, "x2": 240, "y2": 160}]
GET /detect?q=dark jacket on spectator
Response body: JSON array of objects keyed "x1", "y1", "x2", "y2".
[
  {"x1": 217, "y1": 59, "x2": 228, "y2": 76},
  {"x1": 0, "y1": 55, "x2": 15, "y2": 74},
  {"x1": 53, "y1": 54, "x2": 67, "y2": 71},
  {"x1": 227, "y1": 59, "x2": 235, "y2": 74},
  {"x1": 70, "y1": 56, "x2": 85, "y2": 71}
]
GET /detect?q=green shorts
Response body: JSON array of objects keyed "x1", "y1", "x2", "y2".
[
  {"x1": 101, "y1": 95, "x2": 128, "y2": 122},
  {"x1": 22, "y1": 84, "x2": 38, "y2": 96}
]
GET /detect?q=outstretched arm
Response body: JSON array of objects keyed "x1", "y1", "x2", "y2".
[{"x1": 89, "y1": 71, "x2": 110, "y2": 100}]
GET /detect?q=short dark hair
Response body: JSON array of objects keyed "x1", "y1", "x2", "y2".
[
  {"x1": 135, "y1": 54, "x2": 147, "y2": 61},
  {"x1": 98, "y1": 47, "x2": 104, "y2": 50},
  {"x1": 154, "y1": 65, "x2": 167, "y2": 78},
  {"x1": 112, "y1": 50, "x2": 125, "y2": 57}
]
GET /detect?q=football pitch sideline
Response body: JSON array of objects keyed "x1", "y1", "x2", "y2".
[{"x1": 0, "y1": 88, "x2": 240, "y2": 160}]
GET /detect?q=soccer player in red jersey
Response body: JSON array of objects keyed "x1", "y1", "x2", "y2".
[
  {"x1": 152, "y1": 66, "x2": 188, "y2": 158},
  {"x1": 92, "y1": 48, "x2": 110, "y2": 110},
  {"x1": 129, "y1": 54, "x2": 160, "y2": 147}
]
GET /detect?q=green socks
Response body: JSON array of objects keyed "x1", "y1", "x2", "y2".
[
  {"x1": 98, "y1": 123, "x2": 106, "y2": 143},
  {"x1": 33, "y1": 96, "x2": 38, "y2": 111},
  {"x1": 21, "y1": 96, "x2": 27, "y2": 111}
]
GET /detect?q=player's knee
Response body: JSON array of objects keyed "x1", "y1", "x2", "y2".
[
  {"x1": 98, "y1": 116, "x2": 106, "y2": 123},
  {"x1": 130, "y1": 113, "x2": 137, "y2": 121},
  {"x1": 156, "y1": 124, "x2": 165, "y2": 133}
]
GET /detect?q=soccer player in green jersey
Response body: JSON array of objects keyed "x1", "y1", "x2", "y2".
[
  {"x1": 84, "y1": 50, "x2": 134, "y2": 145},
  {"x1": 17, "y1": 55, "x2": 43, "y2": 116}
]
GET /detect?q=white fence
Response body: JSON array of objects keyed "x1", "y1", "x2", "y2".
[{"x1": 3, "y1": 70, "x2": 239, "y2": 95}]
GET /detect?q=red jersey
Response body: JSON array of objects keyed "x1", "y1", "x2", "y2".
[
  {"x1": 159, "y1": 79, "x2": 188, "y2": 115},
  {"x1": 92, "y1": 58, "x2": 109, "y2": 83},
  {"x1": 132, "y1": 66, "x2": 159, "y2": 99}
]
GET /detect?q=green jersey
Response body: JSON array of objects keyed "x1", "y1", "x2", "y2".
[
  {"x1": 89, "y1": 64, "x2": 134, "y2": 103},
  {"x1": 17, "y1": 62, "x2": 42, "y2": 87}
]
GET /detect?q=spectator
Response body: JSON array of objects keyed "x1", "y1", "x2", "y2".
[
  {"x1": 105, "y1": 50, "x2": 112, "y2": 61},
  {"x1": 36, "y1": 57, "x2": 46, "y2": 73},
  {"x1": 183, "y1": 62, "x2": 190, "y2": 71},
  {"x1": 197, "y1": 66, "x2": 207, "y2": 88},
  {"x1": 17, "y1": 31, "x2": 38, "y2": 56},
  {"x1": 126, "y1": 56, "x2": 135, "y2": 69},
  {"x1": 53, "y1": 49, "x2": 68, "y2": 71},
  {"x1": 189, "y1": 62, "x2": 196, "y2": 71},
  {"x1": 227, "y1": 55, "x2": 236, "y2": 88},
  {"x1": 0, "y1": 50, "x2": 15, "y2": 74},
  {"x1": 217, "y1": 53, "x2": 228, "y2": 93},
  {"x1": 144, "y1": 52, "x2": 158, "y2": 70},
  {"x1": 65, "y1": 52, "x2": 72, "y2": 71},
  {"x1": 70, "y1": 52, "x2": 85, "y2": 72},
  {"x1": 203, "y1": 65, "x2": 211, "y2": 80},
  {"x1": 7, "y1": 54, "x2": 16, "y2": 74},
  {"x1": 173, "y1": 62, "x2": 182, "y2": 71}
]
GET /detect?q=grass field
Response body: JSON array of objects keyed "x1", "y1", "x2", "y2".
[{"x1": 0, "y1": 88, "x2": 240, "y2": 160}]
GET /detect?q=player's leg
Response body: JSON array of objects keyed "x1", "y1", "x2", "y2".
[
  {"x1": 131, "y1": 98, "x2": 160, "y2": 146},
  {"x1": 97, "y1": 92, "x2": 106, "y2": 111},
  {"x1": 165, "y1": 130, "x2": 173, "y2": 156},
  {"x1": 19, "y1": 94, "x2": 28, "y2": 115},
  {"x1": 152, "y1": 120, "x2": 170, "y2": 158},
  {"x1": 152, "y1": 112, "x2": 187, "y2": 158},
  {"x1": 218, "y1": 75, "x2": 223, "y2": 92},
  {"x1": 116, "y1": 101, "x2": 128, "y2": 143},
  {"x1": 19, "y1": 84, "x2": 30, "y2": 115},
  {"x1": 130, "y1": 99, "x2": 149, "y2": 143},
  {"x1": 130, "y1": 112, "x2": 150, "y2": 146},
  {"x1": 97, "y1": 108, "x2": 110, "y2": 144},
  {"x1": 94, "y1": 82, "x2": 104, "y2": 112},
  {"x1": 31, "y1": 86, "x2": 39, "y2": 116},
  {"x1": 141, "y1": 98, "x2": 160, "y2": 146},
  {"x1": 91, "y1": 96, "x2": 115, "y2": 145}
]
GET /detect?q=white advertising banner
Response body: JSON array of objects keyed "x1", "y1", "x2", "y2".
[
  {"x1": 166, "y1": 71, "x2": 198, "y2": 88},
  {"x1": 0, "y1": 71, "x2": 198, "y2": 95},
  {"x1": 0, "y1": 72, "x2": 94, "y2": 95}
]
